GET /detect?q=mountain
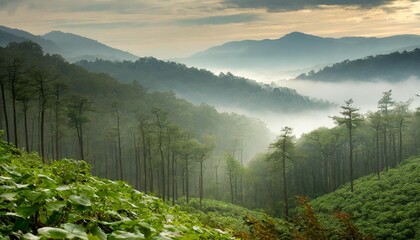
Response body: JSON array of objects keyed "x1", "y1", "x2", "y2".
[
  {"x1": 296, "y1": 48, "x2": 420, "y2": 82},
  {"x1": 42, "y1": 31, "x2": 138, "y2": 62},
  {"x1": 311, "y1": 157, "x2": 420, "y2": 239},
  {"x1": 178, "y1": 32, "x2": 420, "y2": 73},
  {"x1": 77, "y1": 58, "x2": 333, "y2": 114},
  {"x1": 0, "y1": 25, "x2": 61, "y2": 53},
  {"x1": 0, "y1": 25, "x2": 138, "y2": 62}
]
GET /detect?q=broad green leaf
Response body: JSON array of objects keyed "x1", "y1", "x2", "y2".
[
  {"x1": 62, "y1": 223, "x2": 88, "y2": 240},
  {"x1": 109, "y1": 230, "x2": 145, "y2": 240},
  {"x1": 24, "y1": 191, "x2": 45, "y2": 203},
  {"x1": 38, "y1": 174, "x2": 56, "y2": 183},
  {"x1": 56, "y1": 185, "x2": 71, "y2": 191},
  {"x1": 16, "y1": 205, "x2": 40, "y2": 218},
  {"x1": 90, "y1": 226, "x2": 107, "y2": 240},
  {"x1": 38, "y1": 227, "x2": 69, "y2": 239},
  {"x1": 22, "y1": 233, "x2": 40, "y2": 240},
  {"x1": 69, "y1": 195, "x2": 91, "y2": 207},
  {"x1": 46, "y1": 201, "x2": 66, "y2": 212},
  {"x1": 0, "y1": 193, "x2": 17, "y2": 201}
]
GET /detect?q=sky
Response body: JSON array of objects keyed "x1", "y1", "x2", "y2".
[{"x1": 1, "y1": 0, "x2": 420, "y2": 59}]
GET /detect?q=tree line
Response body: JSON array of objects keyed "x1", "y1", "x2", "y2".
[
  {"x1": 0, "y1": 41, "x2": 271, "y2": 207},
  {"x1": 230, "y1": 90, "x2": 417, "y2": 216}
]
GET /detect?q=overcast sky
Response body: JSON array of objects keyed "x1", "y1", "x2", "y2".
[{"x1": 1, "y1": 0, "x2": 420, "y2": 58}]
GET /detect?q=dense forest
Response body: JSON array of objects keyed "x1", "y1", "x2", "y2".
[
  {"x1": 1, "y1": 41, "x2": 420, "y2": 239},
  {"x1": 297, "y1": 48, "x2": 420, "y2": 82},
  {"x1": 77, "y1": 58, "x2": 331, "y2": 113},
  {"x1": 0, "y1": 41, "x2": 271, "y2": 207}
]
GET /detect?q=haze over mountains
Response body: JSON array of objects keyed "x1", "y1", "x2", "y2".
[
  {"x1": 178, "y1": 32, "x2": 420, "y2": 78},
  {"x1": 77, "y1": 58, "x2": 332, "y2": 114},
  {"x1": 0, "y1": 25, "x2": 138, "y2": 62}
]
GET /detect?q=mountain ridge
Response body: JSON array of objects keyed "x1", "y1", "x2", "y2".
[
  {"x1": 178, "y1": 32, "x2": 420, "y2": 74},
  {"x1": 0, "y1": 25, "x2": 138, "y2": 62}
]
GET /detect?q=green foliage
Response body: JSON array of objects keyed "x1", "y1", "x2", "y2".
[
  {"x1": 311, "y1": 157, "x2": 420, "y2": 239},
  {"x1": 178, "y1": 198, "x2": 292, "y2": 239},
  {"x1": 0, "y1": 141, "x2": 234, "y2": 239}
]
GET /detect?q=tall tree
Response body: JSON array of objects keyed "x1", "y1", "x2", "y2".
[
  {"x1": 378, "y1": 90, "x2": 394, "y2": 171},
  {"x1": 153, "y1": 108, "x2": 168, "y2": 200},
  {"x1": 67, "y1": 95, "x2": 91, "y2": 160},
  {"x1": 333, "y1": 99, "x2": 361, "y2": 192},
  {"x1": 225, "y1": 154, "x2": 241, "y2": 204},
  {"x1": 30, "y1": 68, "x2": 55, "y2": 160},
  {"x1": 271, "y1": 126, "x2": 294, "y2": 217}
]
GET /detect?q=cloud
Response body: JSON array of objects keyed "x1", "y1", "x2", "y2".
[
  {"x1": 0, "y1": 0, "x2": 152, "y2": 14},
  {"x1": 177, "y1": 13, "x2": 261, "y2": 25},
  {"x1": 223, "y1": 0, "x2": 397, "y2": 12}
]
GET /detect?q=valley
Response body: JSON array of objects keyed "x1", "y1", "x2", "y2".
[{"x1": 1, "y1": 1, "x2": 420, "y2": 238}]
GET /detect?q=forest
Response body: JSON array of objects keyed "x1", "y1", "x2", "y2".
[
  {"x1": 1, "y1": 41, "x2": 420, "y2": 239},
  {"x1": 297, "y1": 48, "x2": 420, "y2": 82},
  {"x1": 77, "y1": 58, "x2": 331, "y2": 113}
]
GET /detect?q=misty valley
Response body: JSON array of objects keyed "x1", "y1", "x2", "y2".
[{"x1": 1, "y1": 24, "x2": 420, "y2": 240}]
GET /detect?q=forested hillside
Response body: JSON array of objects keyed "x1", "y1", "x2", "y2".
[
  {"x1": 77, "y1": 58, "x2": 331, "y2": 113},
  {"x1": 0, "y1": 41, "x2": 271, "y2": 206},
  {"x1": 232, "y1": 92, "x2": 419, "y2": 218},
  {"x1": 312, "y1": 157, "x2": 420, "y2": 239},
  {"x1": 297, "y1": 48, "x2": 420, "y2": 82}
]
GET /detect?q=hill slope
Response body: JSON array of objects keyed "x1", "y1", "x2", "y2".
[
  {"x1": 43, "y1": 31, "x2": 138, "y2": 62},
  {"x1": 296, "y1": 48, "x2": 420, "y2": 82},
  {"x1": 311, "y1": 157, "x2": 420, "y2": 239},
  {"x1": 178, "y1": 32, "x2": 420, "y2": 72},
  {"x1": 77, "y1": 58, "x2": 332, "y2": 113},
  {"x1": 0, "y1": 140, "x2": 233, "y2": 239},
  {"x1": 0, "y1": 25, "x2": 138, "y2": 62}
]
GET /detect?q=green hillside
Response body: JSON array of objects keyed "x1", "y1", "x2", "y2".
[
  {"x1": 311, "y1": 157, "x2": 420, "y2": 239},
  {"x1": 77, "y1": 58, "x2": 332, "y2": 113},
  {"x1": 0, "y1": 138, "x2": 233, "y2": 239},
  {"x1": 297, "y1": 48, "x2": 420, "y2": 82}
]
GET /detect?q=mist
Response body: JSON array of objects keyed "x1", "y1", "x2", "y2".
[{"x1": 216, "y1": 76, "x2": 420, "y2": 138}]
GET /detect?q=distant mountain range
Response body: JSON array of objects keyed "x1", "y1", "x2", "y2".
[
  {"x1": 0, "y1": 25, "x2": 138, "y2": 62},
  {"x1": 178, "y1": 32, "x2": 420, "y2": 74},
  {"x1": 296, "y1": 48, "x2": 420, "y2": 82},
  {"x1": 77, "y1": 58, "x2": 333, "y2": 113}
]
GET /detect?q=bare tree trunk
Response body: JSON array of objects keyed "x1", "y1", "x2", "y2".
[{"x1": 0, "y1": 82, "x2": 9, "y2": 143}]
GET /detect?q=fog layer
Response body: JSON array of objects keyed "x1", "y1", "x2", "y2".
[{"x1": 219, "y1": 77, "x2": 420, "y2": 137}]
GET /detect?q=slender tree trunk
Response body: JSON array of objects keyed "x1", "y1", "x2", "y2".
[
  {"x1": 282, "y1": 139, "x2": 289, "y2": 217},
  {"x1": 148, "y1": 139, "x2": 153, "y2": 193},
  {"x1": 399, "y1": 124, "x2": 403, "y2": 164},
  {"x1": 11, "y1": 79, "x2": 18, "y2": 147},
  {"x1": 172, "y1": 152, "x2": 176, "y2": 205},
  {"x1": 384, "y1": 129, "x2": 388, "y2": 172},
  {"x1": 117, "y1": 114, "x2": 123, "y2": 180},
  {"x1": 376, "y1": 128, "x2": 380, "y2": 180},
  {"x1": 40, "y1": 99, "x2": 46, "y2": 161},
  {"x1": 185, "y1": 154, "x2": 189, "y2": 203},
  {"x1": 23, "y1": 104, "x2": 29, "y2": 151},
  {"x1": 0, "y1": 83, "x2": 9, "y2": 143},
  {"x1": 55, "y1": 95, "x2": 60, "y2": 159},
  {"x1": 199, "y1": 156, "x2": 204, "y2": 209},
  {"x1": 392, "y1": 133, "x2": 397, "y2": 167},
  {"x1": 166, "y1": 135, "x2": 171, "y2": 202},
  {"x1": 134, "y1": 133, "x2": 140, "y2": 190},
  {"x1": 349, "y1": 124, "x2": 354, "y2": 192}
]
